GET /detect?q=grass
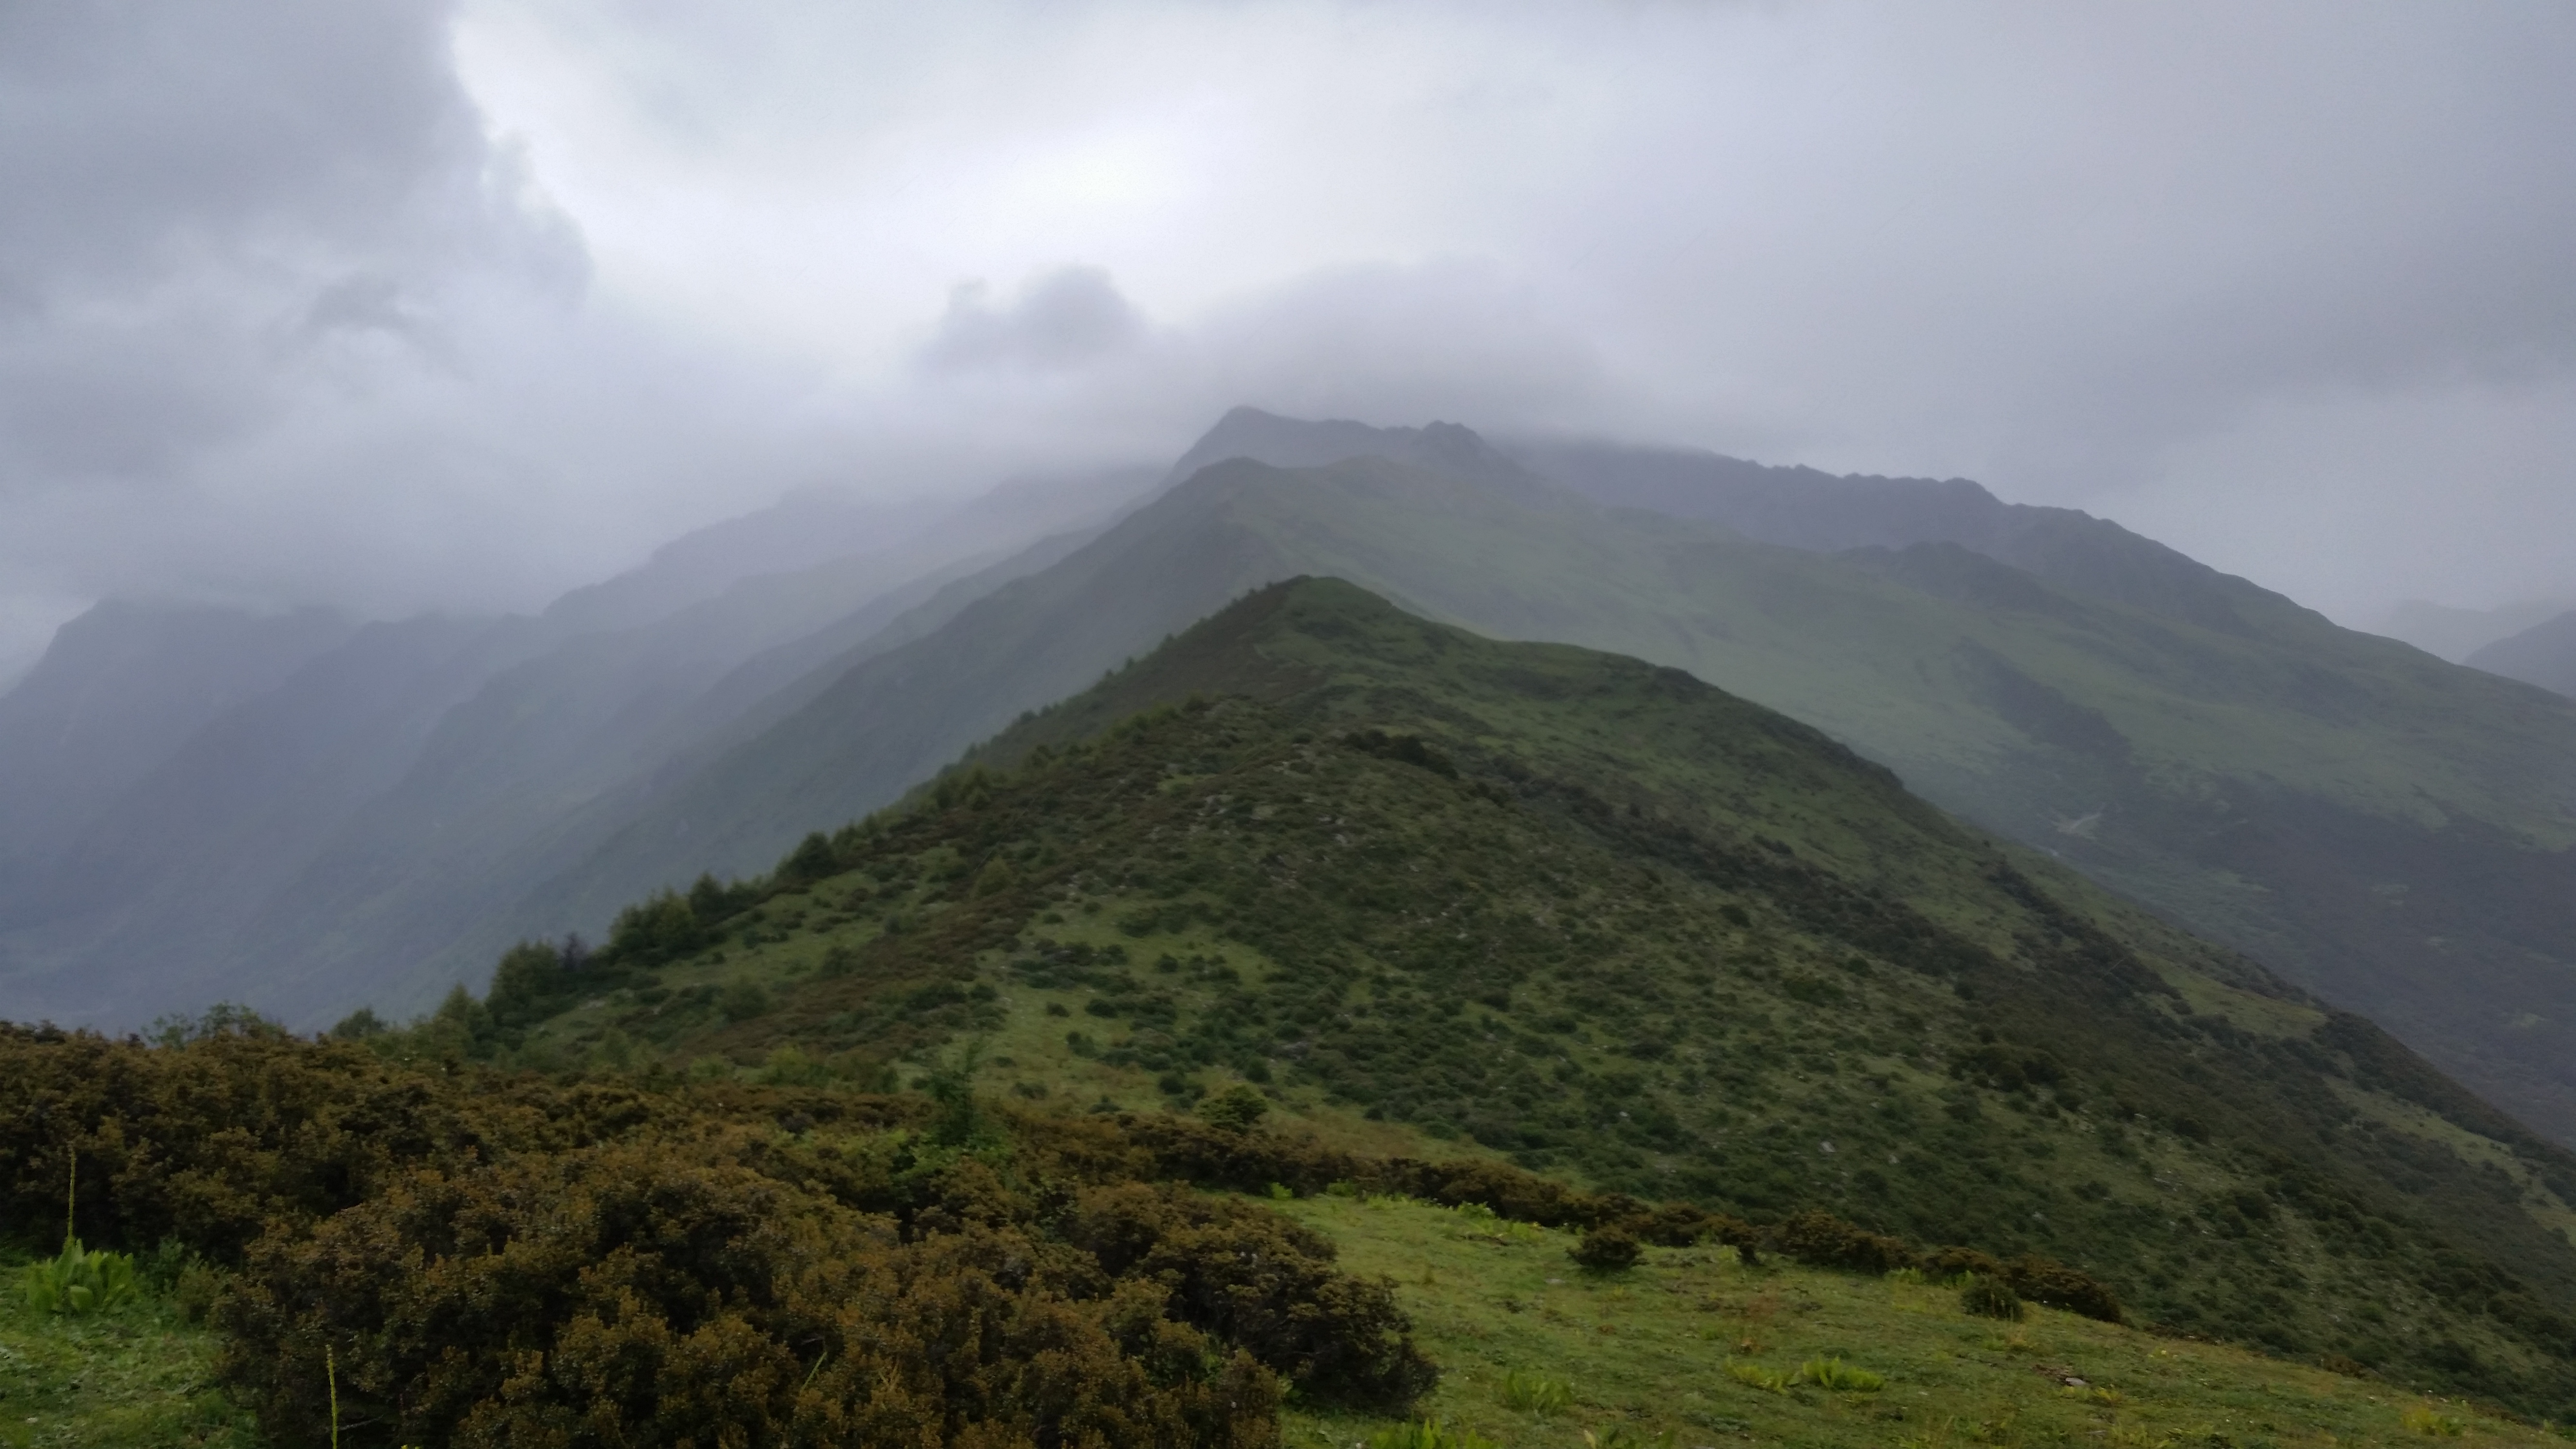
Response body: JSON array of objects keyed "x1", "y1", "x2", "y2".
[
  {"x1": 0, "y1": 1255, "x2": 259, "y2": 1448},
  {"x1": 1261, "y1": 1189, "x2": 2555, "y2": 1449}
]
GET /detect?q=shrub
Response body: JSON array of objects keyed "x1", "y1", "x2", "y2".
[
  {"x1": 1770, "y1": 1210, "x2": 1913, "y2": 1274},
  {"x1": 216, "y1": 1144, "x2": 1286, "y2": 1449},
  {"x1": 1961, "y1": 1274, "x2": 2026, "y2": 1320},
  {"x1": 1500, "y1": 1369, "x2": 1573, "y2": 1416},
  {"x1": 1570, "y1": 1225, "x2": 1641, "y2": 1272},
  {"x1": 718, "y1": 981, "x2": 773, "y2": 1022},
  {"x1": 2002, "y1": 1254, "x2": 2123, "y2": 1323},
  {"x1": 1061, "y1": 1182, "x2": 1437, "y2": 1408}
]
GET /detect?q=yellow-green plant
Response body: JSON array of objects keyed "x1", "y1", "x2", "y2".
[
  {"x1": 19, "y1": 1237, "x2": 138, "y2": 1315},
  {"x1": 18, "y1": 1146, "x2": 139, "y2": 1316},
  {"x1": 1499, "y1": 1368, "x2": 1573, "y2": 1416},
  {"x1": 1796, "y1": 1357, "x2": 1886, "y2": 1391},
  {"x1": 2400, "y1": 1403, "x2": 2468, "y2": 1437},
  {"x1": 1726, "y1": 1361, "x2": 1788, "y2": 1392}
]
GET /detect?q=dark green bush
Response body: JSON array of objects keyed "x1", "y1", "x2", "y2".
[
  {"x1": 719, "y1": 982, "x2": 774, "y2": 1023},
  {"x1": 219, "y1": 1143, "x2": 1283, "y2": 1448},
  {"x1": 1570, "y1": 1225, "x2": 1642, "y2": 1272},
  {"x1": 2002, "y1": 1255, "x2": 2123, "y2": 1323},
  {"x1": 1063, "y1": 1182, "x2": 1436, "y2": 1408},
  {"x1": 1771, "y1": 1210, "x2": 1912, "y2": 1274},
  {"x1": 1961, "y1": 1274, "x2": 2026, "y2": 1320}
]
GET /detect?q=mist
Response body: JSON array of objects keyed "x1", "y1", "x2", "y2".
[{"x1": 4, "y1": 0, "x2": 2573, "y2": 678}]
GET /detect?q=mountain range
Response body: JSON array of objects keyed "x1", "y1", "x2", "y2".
[{"x1": 6, "y1": 407, "x2": 2576, "y2": 1162}]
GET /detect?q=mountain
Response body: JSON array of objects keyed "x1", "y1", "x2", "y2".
[
  {"x1": 0, "y1": 464, "x2": 1162, "y2": 1028},
  {"x1": 0, "y1": 600, "x2": 354, "y2": 865},
  {"x1": 2470, "y1": 608, "x2": 2576, "y2": 698},
  {"x1": 486, "y1": 578, "x2": 2576, "y2": 1416},
  {"x1": 2383, "y1": 597, "x2": 2570, "y2": 663},
  {"x1": 1508, "y1": 435, "x2": 2308, "y2": 637},
  {"x1": 487, "y1": 422, "x2": 2576, "y2": 1152}
]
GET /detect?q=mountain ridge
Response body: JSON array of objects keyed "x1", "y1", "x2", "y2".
[{"x1": 476, "y1": 576, "x2": 2576, "y2": 1416}]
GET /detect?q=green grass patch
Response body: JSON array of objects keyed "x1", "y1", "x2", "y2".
[
  {"x1": 0, "y1": 1254, "x2": 258, "y2": 1447},
  {"x1": 1263, "y1": 1190, "x2": 2551, "y2": 1449}
]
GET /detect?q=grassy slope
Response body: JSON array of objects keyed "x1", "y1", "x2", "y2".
[
  {"x1": 1270, "y1": 1190, "x2": 2550, "y2": 1449},
  {"x1": 509, "y1": 579, "x2": 2576, "y2": 1417}
]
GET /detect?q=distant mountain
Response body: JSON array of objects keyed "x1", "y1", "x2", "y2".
[
  {"x1": 2381, "y1": 596, "x2": 2570, "y2": 662},
  {"x1": 502, "y1": 578, "x2": 2576, "y2": 1413},
  {"x1": 0, "y1": 601, "x2": 354, "y2": 859},
  {"x1": 1510, "y1": 435, "x2": 2309, "y2": 638},
  {"x1": 0, "y1": 464, "x2": 1161, "y2": 1027},
  {"x1": 486, "y1": 418, "x2": 2576, "y2": 1150},
  {"x1": 540, "y1": 465, "x2": 1156, "y2": 637},
  {"x1": 2469, "y1": 608, "x2": 2576, "y2": 698}
]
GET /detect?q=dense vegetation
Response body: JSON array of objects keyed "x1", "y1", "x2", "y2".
[
  {"x1": 0, "y1": 1020, "x2": 1456, "y2": 1446},
  {"x1": 0, "y1": 1014, "x2": 2148, "y2": 1446},
  {"x1": 414, "y1": 579, "x2": 2576, "y2": 1419}
]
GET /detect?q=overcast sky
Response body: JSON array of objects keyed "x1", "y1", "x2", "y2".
[{"x1": 3, "y1": 1, "x2": 2572, "y2": 677}]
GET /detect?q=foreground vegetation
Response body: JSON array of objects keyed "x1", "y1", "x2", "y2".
[{"x1": 1, "y1": 1017, "x2": 2561, "y2": 1447}]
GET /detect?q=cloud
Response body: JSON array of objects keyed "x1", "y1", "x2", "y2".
[
  {"x1": 3, "y1": 0, "x2": 2573, "y2": 678},
  {"x1": 0, "y1": 0, "x2": 869, "y2": 662},
  {"x1": 919, "y1": 267, "x2": 1144, "y2": 372}
]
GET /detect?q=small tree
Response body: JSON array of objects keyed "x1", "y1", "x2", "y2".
[
  {"x1": 921, "y1": 1042, "x2": 988, "y2": 1146},
  {"x1": 486, "y1": 941, "x2": 565, "y2": 1029},
  {"x1": 1201, "y1": 1083, "x2": 1272, "y2": 1133}
]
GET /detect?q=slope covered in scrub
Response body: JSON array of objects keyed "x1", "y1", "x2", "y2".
[{"x1": 462, "y1": 578, "x2": 2576, "y2": 1417}]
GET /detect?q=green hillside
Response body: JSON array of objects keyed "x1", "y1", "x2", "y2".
[
  {"x1": 461, "y1": 579, "x2": 2576, "y2": 1418},
  {"x1": 478, "y1": 441, "x2": 2576, "y2": 1154}
]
